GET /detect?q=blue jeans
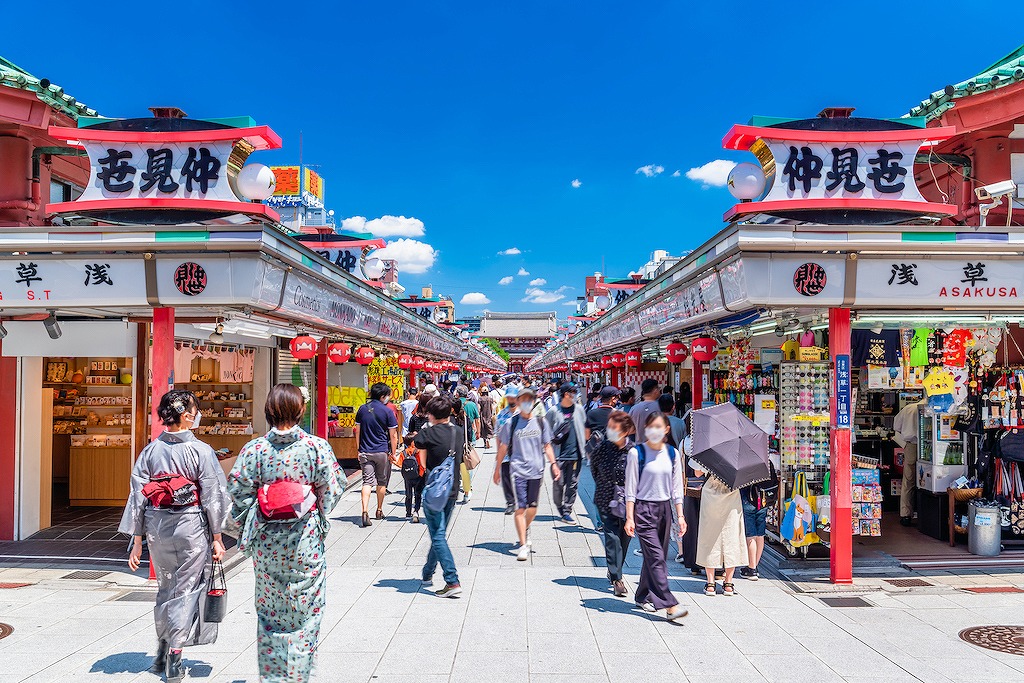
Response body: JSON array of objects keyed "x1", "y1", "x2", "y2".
[{"x1": 423, "y1": 496, "x2": 459, "y2": 586}]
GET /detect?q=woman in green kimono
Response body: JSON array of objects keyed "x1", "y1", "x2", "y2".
[{"x1": 228, "y1": 384, "x2": 343, "y2": 682}]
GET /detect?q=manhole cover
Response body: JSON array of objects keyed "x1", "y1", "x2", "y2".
[
  {"x1": 820, "y1": 596, "x2": 873, "y2": 608},
  {"x1": 62, "y1": 570, "x2": 109, "y2": 580},
  {"x1": 0, "y1": 582, "x2": 31, "y2": 589},
  {"x1": 115, "y1": 591, "x2": 157, "y2": 602},
  {"x1": 960, "y1": 625, "x2": 1024, "y2": 655},
  {"x1": 0, "y1": 623, "x2": 12, "y2": 640},
  {"x1": 963, "y1": 586, "x2": 1024, "y2": 594},
  {"x1": 885, "y1": 578, "x2": 933, "y2": 588}
]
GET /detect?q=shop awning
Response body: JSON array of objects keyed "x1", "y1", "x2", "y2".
[
  {"x1": 528, "y1": 222, "x2": 1024, "y2": 370},
  {"x1": 0, "y1": 225, "x2": 504, "y2": 370}
]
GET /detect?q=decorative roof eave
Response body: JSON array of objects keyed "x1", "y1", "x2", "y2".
[
  {"x1": 0, "y1": 56, "x2": 98, "y2": 120},
  {"x1": 906, "y1": 46, "x2": 1024, "y2": 121}
]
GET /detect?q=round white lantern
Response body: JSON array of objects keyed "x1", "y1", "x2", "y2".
[
  {"x1": 727, "y1": 162, "x2": 767, "y2": 201},
  {"x1": 237, "y1": 164, "x2": 277, "y2": 201}
]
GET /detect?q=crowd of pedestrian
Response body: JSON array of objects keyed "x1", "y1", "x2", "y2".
[{"x1": 122, "y1": 374, "x2": 773, "y2": 682}]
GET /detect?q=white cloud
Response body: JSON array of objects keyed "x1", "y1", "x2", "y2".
[
  {"x1": 562, "y1": 301, "x2": 580, "y2": 307},
  {"x1": 522, "y1": 285, "x2": 570, "y2": 304},
  {"x1": 671, "y1": 170, "x2": 681, "y2": 177},
  {"x1": 342, "y1": 215, "x2": 425, "y2": 238},
  {"x1": 517, "y1": 267, "x2": 530, "y2": 276},
  {"x1": 529, "y1": 278, "x2": 547, "y2": 287},
  {"x1": 635, "y1": 164, "x2": 665, "y2": 178},
  {"x1": 571, "y1": 179, "x2": 582, "y2": 188},
  {"x1": 685, "y1": 159, "x2": 737, "y2": 189},
  {"x1": 498, "y1": 276, "x2": 514, "y2": 286},
  {"x1": 498, "y1": 247, "x2": 521, "y2": 256},
  {"x1": 460, "y1": 292, "x2": 491, "y2": 305},
  {"x1": 376, "y1": 238, "x2": 437, "y2": 274}
]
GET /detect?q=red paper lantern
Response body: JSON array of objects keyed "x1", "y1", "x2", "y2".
[
  {"x1": 289, "y1": 335, "x2": 317, "y2": 360},
  {"x1": 690, "y1": 337, "x2": 719, "y2": 362},
  {"x1": 412, "y1": 356, "x2": 425, "y2": 370},
  {"x1": 611, "y1": 353, "x2": 625, "y2": 368},
  {"x1": 625, "y1": 350, "x2": 642, "y2": 368},
  {"x1": 568, "y1": 361, "x2": 579, "y2": 372},
  {"x1": 355, "y1": 346, "x2": 376, "y2": 365},
  {"x1": 666, "y1": 341, "x2": 688, "y2": 364},
  {"x1": 327, "y1": 343, "x2": 352, "y2": 364},
  {"x1": 601, "y1": 355, "x2": 613, "y2": 370},
  {"x1": 398, "y1": 353, "x2": 413, "y2": 369}
]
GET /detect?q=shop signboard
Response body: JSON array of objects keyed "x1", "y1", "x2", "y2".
[
  {"x1": 278, "y1": 270, "x2": 382, "y2": 336},
  {"x1": 598, "y1": 313, "x2": 643, "y2": 348},
  {"x1": 741, "y1": 255, "x2": 846, "y2": 307},
  {"x1": 47, "y1": 122, "x2": 281, "y2": 222},
  {"x1": 855, "y1": 258, "x2": 1024, "y2": 307},
  {"x1": 637, "y1": 272, "x2": 725, "y2": 337},
  {"x1": 270, "y1": 165, "x2": 300, "y2": 197},
  {"x1": 835, "y1": 354, "x2": 852, "y2": 430},
  {"x1": 722, "y1": 119, "x2": 956, "y2": 222},
  {"x1": 303, "y1": 168, "x2": 325, "y2": 208},
  {"x1": 156, "y1": 256, "x2": 265, "y2": 306},
  {"x1": 0, "y1": 258, "x2": 147, "y2": 307}
]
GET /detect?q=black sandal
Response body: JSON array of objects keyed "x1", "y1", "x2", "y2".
[
  {"x1": 704, "y1": 583, "x2": 716, "y2": 596},
  {"x1": 723, "y1": 582, "x2": 737, "y2": 596}
]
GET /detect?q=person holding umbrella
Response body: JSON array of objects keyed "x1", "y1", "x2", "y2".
[
  {"x1": 624, "y1": 411, "x2": 689, "y2": 621},
  {"x1": 688, "y1": 402, "x2": 771, "y2": 597}
]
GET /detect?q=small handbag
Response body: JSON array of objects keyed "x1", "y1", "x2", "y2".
[
  {"x1": 462, "y1": 421, "x2": 481, "y2": 470},
  {"x1": 204, "y1": 559, "x2": 227, "y2": 623},
  {"x1": 609, "y1": 484, "x2": 627, "y2": 519}
]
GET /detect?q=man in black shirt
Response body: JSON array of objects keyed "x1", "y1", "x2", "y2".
[
  {"x1": 413, "y1": 395, "x2": 465, "y2": 598},
  {"x1": 545, "y1": 383, "x2": 587, "y2": 523},
  {"x1": 585, "y1": 386, "x2": 620, "y2": 441}
]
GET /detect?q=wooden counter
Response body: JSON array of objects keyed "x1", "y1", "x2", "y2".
[
  {"x1": 329, "y1": 437, "x2": 359, "y2": 462},
  {"x1": 70, "y1": 446, "x2": 132, "y2": 506}
]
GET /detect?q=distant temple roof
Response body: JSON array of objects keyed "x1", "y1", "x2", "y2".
[
  {"x1": 0, "y1": 56, "x2": 98, "y2": 120},
  {"x1": 908, "y1": 45, "x2": 1024, "y2": 121},
  {"x1": 479, "y1": 311, "x2": 557, "y2": 338}
]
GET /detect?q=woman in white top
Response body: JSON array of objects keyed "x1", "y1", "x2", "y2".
[
  {"x1": 693, "y1": 464, "x2": 748, "y2": 597},
  {"x1": 624, "y1": 411, "x2": 688, "y2": 621}
]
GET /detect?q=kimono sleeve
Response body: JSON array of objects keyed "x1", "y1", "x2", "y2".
[
  {"x1": 196, "y1": 443, "x2": 230, "y2": 534},
  {"x1": 118, "y1": 444, "x2": 154, "y2": 536},
  {"x1": 312, "y1": 437, "x2": 344, "y2": 519},
  {"x1": 228, "y1": 440, "x2": 261, "y2": 524}
]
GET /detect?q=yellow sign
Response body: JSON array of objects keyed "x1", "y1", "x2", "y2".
[
  {"x1": 798, "y1": 346, "x2": 825, "y2": 361},
  {"x1": 761, "y1": 400, "x2": 776, "y2": 410},
  {"x1": 923, "y1": 368, "x2": 955, "y2": 396},
  {"x1": 271, "y1": 166, "x2": 300, "y2": 196},
  {"x1": 304, "y1": 168, "x2": 324, "y2": 202},
  {"x1": 367, "y1": 357, "x2": 406, "y2": 401},
  {"x1": 327, "y1": 385, "x2": 366, "y2": 428}
]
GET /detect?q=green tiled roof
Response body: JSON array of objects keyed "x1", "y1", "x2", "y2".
[
  {"x1": 908, "y1": 46, "x2": 1024, "y2": 121},
  {"x1": 0, "y1": 56, "x2": 97, "y2": 120}
]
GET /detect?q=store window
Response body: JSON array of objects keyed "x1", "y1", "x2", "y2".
[{"x1": 49, "y1": 177, "x2": 84, "y2": 203}]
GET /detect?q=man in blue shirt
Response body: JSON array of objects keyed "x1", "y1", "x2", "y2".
[{"x1": 355, "y1": 383, "x2": 399, "y2": 528}]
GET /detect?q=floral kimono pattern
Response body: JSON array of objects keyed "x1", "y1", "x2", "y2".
[{"x1": 228, "y1": 427, "x2": 343, "y2": 683}]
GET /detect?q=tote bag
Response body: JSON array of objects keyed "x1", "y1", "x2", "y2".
[{"x1": 782, "y1": 472, "x2": 819, "y2": 547}]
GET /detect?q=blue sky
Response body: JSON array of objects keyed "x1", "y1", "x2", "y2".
[{"x1": 7, "y1": 2, "x2": 1024, "y2": 314}]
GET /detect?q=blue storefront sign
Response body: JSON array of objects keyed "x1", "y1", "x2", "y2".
[{"x1": 835, "y1": 354, "x2": 852, "y2": 429}]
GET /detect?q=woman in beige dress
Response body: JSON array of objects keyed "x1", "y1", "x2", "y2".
[{"x1": 694, "y1": 466, "x2": 748, "y2": 597}]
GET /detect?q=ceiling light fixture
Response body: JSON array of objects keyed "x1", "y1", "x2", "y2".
[{"x1": 43, "y1": 311, "x2": 61, "y2": 339}]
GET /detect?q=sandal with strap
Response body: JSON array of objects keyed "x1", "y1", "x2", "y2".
[
  {"x1": 723, "y1": 582, "x2": 737, "y2": 596},
  {"x1": 704, "y1": 583, "x2": 716, "y2": 596}
]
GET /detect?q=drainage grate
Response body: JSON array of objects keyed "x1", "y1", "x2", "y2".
[
  {"x1": 115, "y1": 591, "x2": 157, "y2": 602},
  {"x1": 820, "y1": 596, "x2": 873, "y2": 608},
  {"x1": 0, "y1": 623, "x2": 12, "y2": 640},
  {"x1": 61, "y1": 570, "x2": 110, "y2": 580},
  {"x1": 960, "y1": 625, "x2": 1024, "y2": 656},
  {"x1": 884, "y1": 578, "x2": 933, "y2": 588},
  {"x1": 0, "y1": 582, "x2": 31, "y2": 589},
  {"x1": 963, "y1": 586, "x2": 1024, "y2": 594}
]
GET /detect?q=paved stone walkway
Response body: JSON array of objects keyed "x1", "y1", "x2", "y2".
[{"x1": 2, "y1": 445, "x2": 1024, "y2": 682}]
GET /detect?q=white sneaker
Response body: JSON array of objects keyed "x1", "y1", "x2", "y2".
[
  {"x1": 516, "y1": 545, "x2": 530, "y2": 561},
  {"x1": 635, "y1": 601, "x2": 657, "y2": 613},
  {"x1": 463, "y1": 491, "x2": 471, "y2": 503},
  {"x1": 421, "y1": 577, "x2": 434, "y2": 588}
]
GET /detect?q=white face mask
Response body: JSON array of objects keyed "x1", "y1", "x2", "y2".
[
  {"x1": 645, "y1": 426, "x2": 665, "y2": 444},
  {"x1": 606, "y1": 427, "x2": 621, "y2": 443},
  {"x1": 520, "y1": 401, "x2": 534, "y2": 414},
  {"x1": 190, "y1": 412, "x2": 202, "y2": 429}
]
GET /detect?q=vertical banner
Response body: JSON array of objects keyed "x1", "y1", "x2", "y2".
[{"x1": 835, "y1": 354, "x2": 852, "y2": 430}]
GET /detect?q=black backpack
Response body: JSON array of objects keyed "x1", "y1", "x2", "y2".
[
  {"x1": 401, "y1": 451, "x2": 421, "y2": 481},
  {"x1": 753, "y1": 462, "x2": 780, "y2": 509}
]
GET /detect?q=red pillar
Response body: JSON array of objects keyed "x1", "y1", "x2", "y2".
[
  {"x1": 0, "y1": 346, "x2": 17, "y2": 540},
  {"x1": 151, "y1": 308, "x2": 175, "y2": 442},
  {"x1": 829, "y1": 307, "x2": 853, "y2": 584},
  {"x1": 691, "y1": 360, "x2": 703, "y2": 410},
  {"x1": 315, "y1": 344, "x2": 328, "y2": 439}
]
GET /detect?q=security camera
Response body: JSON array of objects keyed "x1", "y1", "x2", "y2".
[{"x1": 975, "y1": 179, "x2": 1017, "y2": 202}]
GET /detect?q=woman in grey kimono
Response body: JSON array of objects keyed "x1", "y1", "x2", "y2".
[
  {"x1": 119, "y1": 389, "x2": 230, "y2": 683},
  {"x1": 228, "y1": 384, "x2": 343, "y2": 683}
]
